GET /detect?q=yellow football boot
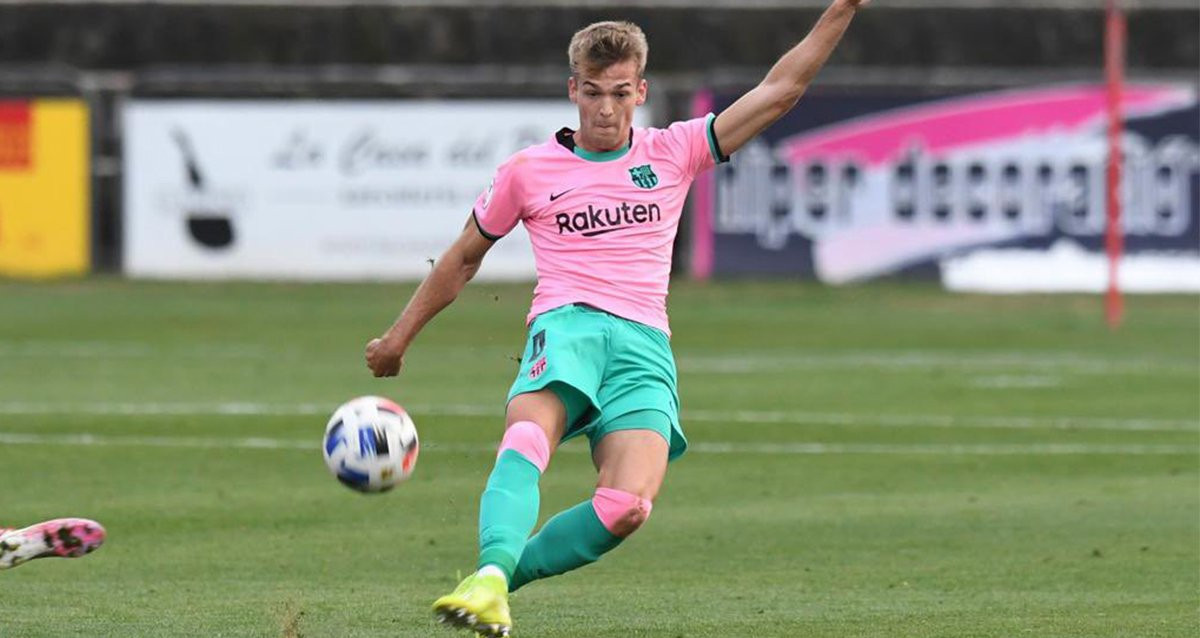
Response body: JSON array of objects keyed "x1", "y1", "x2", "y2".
[{"x1": 432, "y1": 572, "x2": 511, "y2": 637}]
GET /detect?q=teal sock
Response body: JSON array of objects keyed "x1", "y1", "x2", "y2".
[
  {"x1": 509, "y1": 499, "x2": 623, "y2": 591},
  {"x1": 477, "y1": 449, "x2": 542, "y2": 581}
]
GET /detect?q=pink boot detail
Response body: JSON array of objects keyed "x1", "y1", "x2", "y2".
[{"x1": 0, "y1": 518, "x2": 106, "y2": 569}]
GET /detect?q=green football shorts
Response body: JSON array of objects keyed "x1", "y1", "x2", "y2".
[{"x1": 506, "y1": 303, "x2": 687, "y2": 461}]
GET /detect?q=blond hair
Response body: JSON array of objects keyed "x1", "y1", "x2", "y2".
[{"x1": 568, "y1": 21, "x2": 649, "y2": 78}]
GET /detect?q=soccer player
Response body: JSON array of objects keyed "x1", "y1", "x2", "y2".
[
  {"x1": 0, "y1": 518, "x2": 106, "y2": 570},
  {"x1": 365, "y1": 1, "x2": 867, "y2": 635}
]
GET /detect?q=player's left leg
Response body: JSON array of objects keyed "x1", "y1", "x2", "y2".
[
  {"x1": 0, "y1": 518, "x2": 106, "y2": 570},
  {"x1": 508, "y1": 427, "x2": 668, "y2": 591}
]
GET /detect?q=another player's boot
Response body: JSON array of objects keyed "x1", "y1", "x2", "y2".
[
  {"x1": 0, "y1": 518, "x2": 106, "y2": 570},
  {"x1": 432, "y1": 571, "x2": 512, "y2": 637}
]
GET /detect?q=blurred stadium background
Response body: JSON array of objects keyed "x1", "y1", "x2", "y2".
[{"x1": 1, "y1": 1, "x2": 1197, "y2": 636}]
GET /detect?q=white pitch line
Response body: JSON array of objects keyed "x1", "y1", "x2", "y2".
[
  {"x1": 680, "y1": 408, "x2": 1200, "y2": 433},
  {"x1": 0, "y1": 401, "x2": 1195, "y2": 433},
  {"x1": 968, "y1": 375, "x2": 1062, "y2": 389},
  {"x1": 3, "y1": 342, "x2": 1195, "y2": 375},
  {"x1": 0, "y1": 342, "x2": 279, "y2": 360},
  {"x1": 0, "y1": 432, "x2": 311, "y2": 450},
  {"x1": 676, "y1": 352, "x2": 1198, "y2": 376},
  {"x1": 686, "y1": 442, "x2": 1200, "y2": 456},
  {"x1": 0, "y1": 433, "x2": 1194, "y2": 456},
  {"x1": 0, "y1": 401, "x2": 337, "y2": 417}
]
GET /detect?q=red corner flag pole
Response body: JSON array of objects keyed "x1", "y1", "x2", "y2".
[{"x1": 1105, "y1": 0, "x2": 1126, "y2": 329}]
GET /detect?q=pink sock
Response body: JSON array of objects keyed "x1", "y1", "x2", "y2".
[
  {"x1": 496, "y1": 421, "x2": 551, "y2": 473},
  {"x1": 592, "y1": 487, "x2": 653, "y2": 537}
]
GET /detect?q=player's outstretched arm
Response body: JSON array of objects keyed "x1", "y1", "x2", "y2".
[
  {"x1": 365, "y1": 217, "x2": 495, "y2": 377},
  {"x1": 713, "y1": 0, "x2": 867, "y2": 156}
]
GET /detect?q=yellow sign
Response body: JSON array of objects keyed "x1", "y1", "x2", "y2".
[{"x1": 0, "y1": 99, "x2": 90, "y2": 278}]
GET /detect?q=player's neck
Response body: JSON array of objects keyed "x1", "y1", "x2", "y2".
[{"x1": 573, "y1": 128, "x2": 631, "y2": 154}]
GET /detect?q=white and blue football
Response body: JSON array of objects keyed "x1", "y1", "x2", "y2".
[{"x1": 323, "y1": 396, "x2": 419, "y2": 493}]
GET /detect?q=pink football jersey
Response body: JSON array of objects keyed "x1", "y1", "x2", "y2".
[{"x1": 472, "y1": 114, "x2": 727, "y2": 334}]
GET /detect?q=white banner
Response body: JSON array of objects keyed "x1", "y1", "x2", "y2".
[{"x1": 124, "y1": 100, "x2": 630, "y2": 281}]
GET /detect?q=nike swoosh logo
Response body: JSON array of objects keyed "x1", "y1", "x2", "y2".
[
  {"x1": 581, "y1": 227, "x2": 626, "y2": 237},
  {"x1": 549, "y1": 188, "x2": 576, "y2": 202}
]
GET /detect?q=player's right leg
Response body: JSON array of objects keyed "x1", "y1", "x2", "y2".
[
  {"x1": 0, "y1": 518, "x2": 106, "y2": 570},
  {"x1": 432, "y1": 389, "x2": 566, "y2": 637}
]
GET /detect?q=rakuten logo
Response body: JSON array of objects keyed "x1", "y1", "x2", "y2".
[{"x1": 555, "y1": 202, "x2": 662, "y2": 237}]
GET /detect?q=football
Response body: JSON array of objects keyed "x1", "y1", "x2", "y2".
[{"x1": 322, "y1": 396, "x2": 420, "y2": 493}]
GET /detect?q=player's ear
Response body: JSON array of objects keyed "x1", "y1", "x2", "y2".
[
  {"x1": 568, "y1": 76, "x2": 578, "y2": 104},
  {"x1": 635, "y1": 78, "x2": 648, "y2": 106}
]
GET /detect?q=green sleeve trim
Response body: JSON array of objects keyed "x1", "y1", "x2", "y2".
[
  {"x1": 471, "y1": 209, "x2": 503, "y2": 242},
  {"x1": 705, "y1": 113, "x2": 730, "y2": 165}
]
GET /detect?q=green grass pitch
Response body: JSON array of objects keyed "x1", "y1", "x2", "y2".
[{"x1": 0, "y1": 278, "x2": 1196, "y2": 637}]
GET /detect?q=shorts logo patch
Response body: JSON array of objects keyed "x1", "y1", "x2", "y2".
[
  {"x1": 530, "y1": 330, "x2": 546, "y2": 359},
  {"x1": 529, "y1": 356, "x2": 548, "y2": 379}
]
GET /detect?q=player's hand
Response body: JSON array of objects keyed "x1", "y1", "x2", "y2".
[
  {"x1": 365, "y1": 337, "x2": 404, "y2": 377},
  {"x1": 841, "y1": 0, "x2": 869, "y2": 8}
]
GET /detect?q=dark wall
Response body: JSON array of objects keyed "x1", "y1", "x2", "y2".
[{"x1": 1, "y1": 5, "x2": 1196, "y2": 72}]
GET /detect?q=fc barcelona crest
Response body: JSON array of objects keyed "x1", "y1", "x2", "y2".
[{"x1": 629, "y1": 164, "x2": 658, "y2": 189}]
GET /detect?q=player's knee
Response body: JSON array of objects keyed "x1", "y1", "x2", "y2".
[
  {"x1": 611, "y1": 502, "x2": 650, "y2": 536},
  {"x1": 592, "y1": 487, "x2": 653, "y2": 538}
]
